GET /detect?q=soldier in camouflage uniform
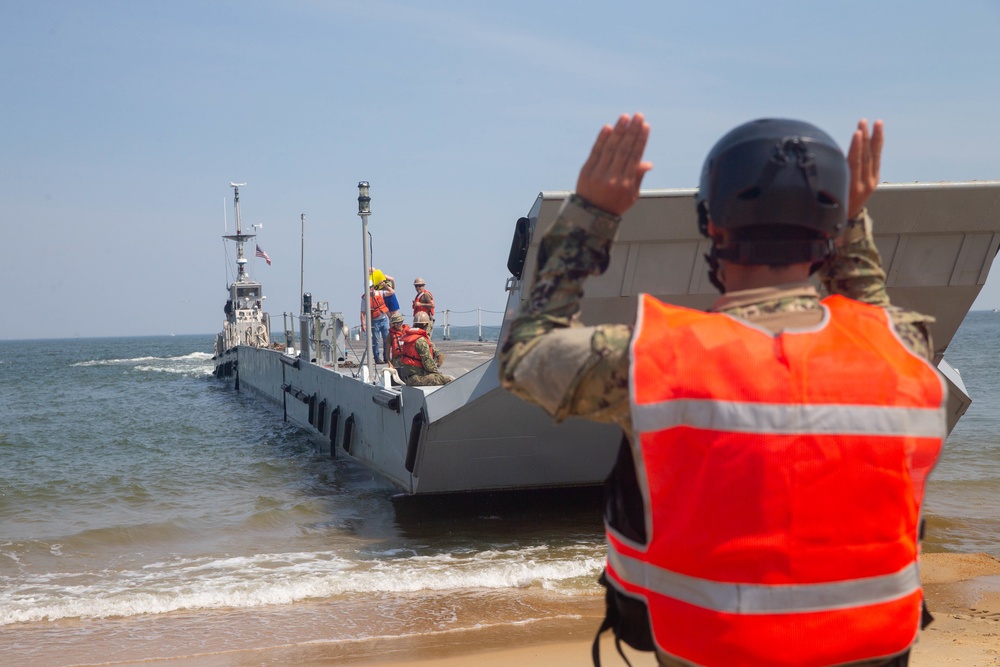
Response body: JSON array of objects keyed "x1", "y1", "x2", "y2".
[
  {"x1": 500, "y1": 115, "x2": 932, "y2": 431},
  {"x1": 392, "y1": 311, "x2": 453, "y2": 387},
  {"x1": 499, "y1": 113, "x2": 936, "y2": 667},
  {"x1": 412, "y1": 277, "x2": 436, "y2": 338}
]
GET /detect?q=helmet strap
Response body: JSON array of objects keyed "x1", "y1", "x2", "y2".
[
  {"x1": 697, "y1": 201, "x2": 710, "y2": 237},
  {"x1": 704, "y1": 246, "x2": 726, "y2": 294}
]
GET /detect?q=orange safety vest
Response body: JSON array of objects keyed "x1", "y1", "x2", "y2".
[
  {"x1": 608, "y1": 293, "x2": 945, "y2": 667},
  {"x1": 394, "y1": 328, "x2": 431, "y2": 369},
  {"x1": 413, "y1": 288, "x2": 434, "y2": 318}
]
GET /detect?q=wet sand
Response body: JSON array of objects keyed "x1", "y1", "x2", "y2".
[{"x1": 95, "y1": 552, "x2": 1000, "y2": 667}]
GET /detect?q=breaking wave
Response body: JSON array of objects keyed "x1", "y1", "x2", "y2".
[{"x1": 0, "y1": 543, "x2": 603, "y2": 625}]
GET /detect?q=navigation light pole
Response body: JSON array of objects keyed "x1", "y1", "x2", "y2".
[{"x1": 358, "y1": 181, "x2": 375, "y2": 383}]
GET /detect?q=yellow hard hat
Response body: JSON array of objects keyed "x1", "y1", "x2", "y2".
[{"x1": 371, "y1": 268, "x2": 387, "y2": 285}]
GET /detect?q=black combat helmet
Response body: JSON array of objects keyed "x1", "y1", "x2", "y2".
[{"x1": 696, "y1": 118, "x2": 849, "y2": 269}]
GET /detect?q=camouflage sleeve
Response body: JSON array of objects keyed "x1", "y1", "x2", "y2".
[
  {"x1": 819, "y1": 208, "x2": 936, "y2": 360},
  {"x1": 415, "y1": 338, "x2": 439, "y2": 373},
  {"x1": 499, "y1": 195, "x2": 632, "y2": 426},
  {"x1": 820, "y1": 209, "x2": 890, "y2": 307}
]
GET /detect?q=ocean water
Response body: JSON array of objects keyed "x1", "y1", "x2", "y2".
[
  {"x1": 922, "y1": 312, "x2": 1000, "y2": 554},
  {"x1": 1, "y1": 316, "x2": 997, "y2": 666}
]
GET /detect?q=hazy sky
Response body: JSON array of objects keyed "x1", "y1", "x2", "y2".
[{"x1": 3, "y1": 1, "x2": 999, "y2": 340}]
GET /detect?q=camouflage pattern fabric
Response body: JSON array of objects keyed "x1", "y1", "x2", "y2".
[
  {"x1": 396, "y1": 335, "x2": 453, "y2": 386},
  {"x1": 397, "y1": 367, "x2": 453, "y2": 386},
  {"x1": 818, "y1": 210, "x2": 935, "y2": 360},
  {"x1": 499, "y1": 195, "x2": 935, "y2": 430}
]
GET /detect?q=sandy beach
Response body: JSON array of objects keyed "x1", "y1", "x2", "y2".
[{"x1": 98, "y1": 552, "x2": 1000, "y2": 667}]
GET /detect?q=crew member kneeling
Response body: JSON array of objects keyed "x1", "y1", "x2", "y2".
[{"x1": 390, "y1": 312, "x2": 453, "y2": 387}]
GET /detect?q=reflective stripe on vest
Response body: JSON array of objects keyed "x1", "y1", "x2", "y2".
[
  {"x1": 602, "y1": 561, "x2": 924, "y2": 667},
  {"x1": 607, "y1": 546, "x2": 920, "y2": 614},
  {"x1": 633, "y1": 400, "x2": 945, "y2": 439},
  {"x1": 618, "y1": 293, "x2": 945, "y2": 666}
]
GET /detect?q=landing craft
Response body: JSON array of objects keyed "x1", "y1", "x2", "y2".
[{"x1": 212, "y1": 181, "x2": 1000, "y2": 495}]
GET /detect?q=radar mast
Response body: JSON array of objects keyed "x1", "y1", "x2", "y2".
[{"x1": 223, "y1": 182, "x2": 254, "y2": 283}]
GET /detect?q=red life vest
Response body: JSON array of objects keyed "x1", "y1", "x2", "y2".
[
  {"x1": 608, "y1": 293, "x2": 945, "y2": 667},
  {"x1": 413, "y1": 288, "x2": 434, "y2": 318},
  {"x1": 393, "y1": 328, "x2": 431, "y2": 369}
]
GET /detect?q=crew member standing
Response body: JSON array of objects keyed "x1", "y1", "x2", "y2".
[
  {"x1": 360, "y1": 283, "x2": 390, "y2": 364},
  {"x1": 499, "y1": 114, "x2": 944, "y2": 667},
  {"x1": 372, "y1": 268, "x2": 401, "y2": 316},
  {"x1": 412, "y1": 277, "x2": 435, "y2": 338},
  {"x1": 392, "y1": 311, "x2": 452, "y2": 386}
]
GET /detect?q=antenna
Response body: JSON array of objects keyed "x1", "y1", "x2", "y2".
[
  {"x1": 229, "y1": 182, "x2": 249, "y2": 280},
  {"x1": 230, "y1": 183, "x2": 245, "y2": 234}
]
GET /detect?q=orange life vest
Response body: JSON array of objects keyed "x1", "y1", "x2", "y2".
[
  {"x1": 608, "y1": 293, "x2": 945, "y2": 667},
  {"x1": 393, "y1": 328, "x2": 431, "y2": 369},
  {"x1": 413, "y1": 288, "x2": 434, "y2": 318},
  {"x1": 388, "y1": 327, "x2": 406, "y2": 359},
  {"x1": 366, "y1": 291, "x2": 388, "y2": 320}
]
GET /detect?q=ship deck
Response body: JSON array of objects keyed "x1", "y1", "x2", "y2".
[
  {"x1": 331, "y1": 338, "x2": 501, "y2": 381},
  {"x1": 425, "y1": 338, "x2": 500, "y2": 377}
]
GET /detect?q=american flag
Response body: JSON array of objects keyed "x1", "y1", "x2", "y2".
[{"x1": 255, "y1": 244, "x2": 271, "y2": 266}]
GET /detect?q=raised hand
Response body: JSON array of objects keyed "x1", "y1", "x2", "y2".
[
  {"x1": 576, "y1": 113, "x2": 653, "y2": 216},
  {"x1": 847, "y1": 118, "x2": 884, "y2": 219}
]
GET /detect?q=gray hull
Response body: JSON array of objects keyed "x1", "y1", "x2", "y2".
[
  {"x1": 216, "y1": 344, "x2": 619, "y2": 494},
  {"x1": 215, "y1": 183, "x2": 1000, "y2": 495}
]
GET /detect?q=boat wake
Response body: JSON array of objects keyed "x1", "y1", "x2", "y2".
[{"x1": 72, "y1": 351, "x2": 214, "y2": 376}]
